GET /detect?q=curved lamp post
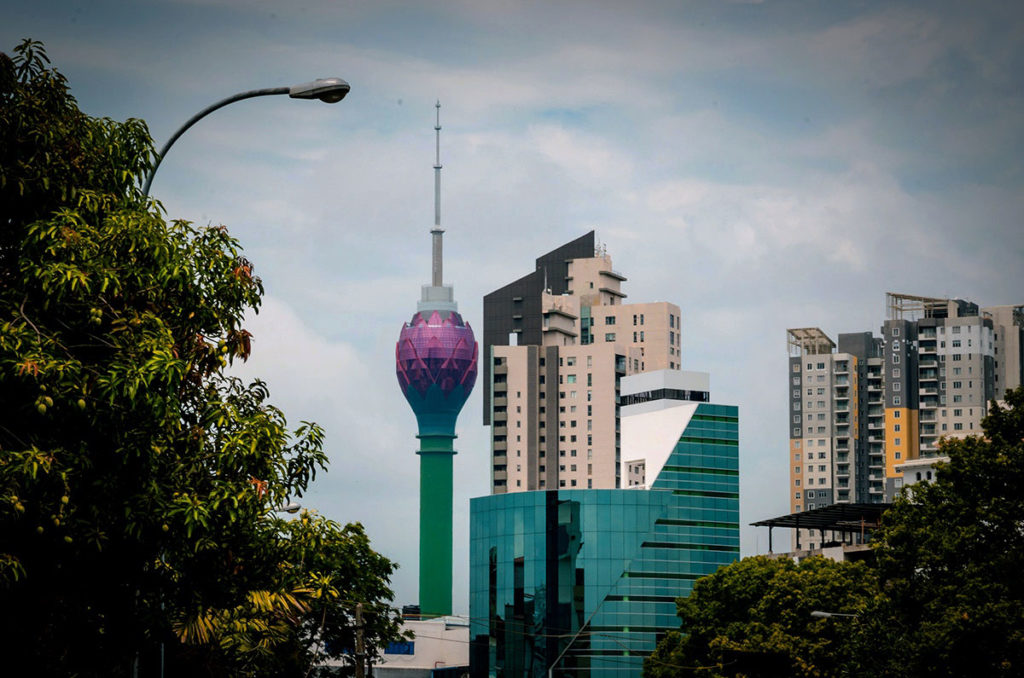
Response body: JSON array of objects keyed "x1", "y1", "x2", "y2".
[{"x1": 142, "y1": 77, "x2": 351, "y2": 197}]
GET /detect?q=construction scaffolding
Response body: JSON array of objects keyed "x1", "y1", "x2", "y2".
[
  {"x1": 886, "y1": 292, "x2": 951, "y2": 321},
  {"x1": 787, "y1": 327, "x2": 835, "y2": 357}
]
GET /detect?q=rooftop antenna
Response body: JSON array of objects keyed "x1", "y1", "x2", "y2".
[{"x1": 431, "y1": 100, "x2": 444, "y2": 287}]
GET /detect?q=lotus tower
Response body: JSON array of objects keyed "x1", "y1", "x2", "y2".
[{"x1": 395, "y1": 102, "x2": 477, "y2": 618}]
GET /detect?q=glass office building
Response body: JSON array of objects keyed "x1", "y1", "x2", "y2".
[{"x1": 469, "y1": 402, "x2": 739, "y2": 677}]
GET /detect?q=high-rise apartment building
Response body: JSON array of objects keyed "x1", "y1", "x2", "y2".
[
  {"x1": 786, "y1": 293, "x2": 1023, "y2": 549},
  {"x1": 483, "y1": 232, "x2": 682, "y2": 493},
  {"x1": 471, "y1": 234, "x2": 739, "y2": 675}
]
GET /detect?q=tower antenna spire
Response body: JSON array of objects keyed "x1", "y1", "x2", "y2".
[{"x1": 431, "y1": 100, "x2": 444, "y2": 287}]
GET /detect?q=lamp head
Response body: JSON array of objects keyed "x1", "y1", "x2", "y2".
[
  {"x1": 277, "y1": 501, "x2": 302, "y2": 514},
  {"x1": 289, "y1": 78, "x2": 351, "y2": 103}
]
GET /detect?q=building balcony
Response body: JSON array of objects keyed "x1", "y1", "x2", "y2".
[
  {"x1": 919, "y1": 345, "x2": 937, "y2": 355},
  {"x1": 494, "y1": 396, "x2": 508, "y2": 407},
  {"x1": 493, "y1": 425, "x2": 508, "y2": 436},
  {"x1": 919, "y1": 358, "x2": 938, "y2": 368},
  {"x1": 920, "y1": 386, "x2": 938, "y2": 396},
  {"x1": 493, "y1": 440, "x2": 507, "y2": 452}
]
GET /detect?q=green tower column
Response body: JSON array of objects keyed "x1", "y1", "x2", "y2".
[{"x1": 418, "y1": 433, "x2": 455, "y2": 618}]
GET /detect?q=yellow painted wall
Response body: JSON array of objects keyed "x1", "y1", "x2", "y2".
[{"x1": 885, "y1": 407, "x2": 919, "y2": 477}]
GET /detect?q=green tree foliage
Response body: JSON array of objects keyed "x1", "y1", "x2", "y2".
[
  {"x1": 862, "y1": 386, "x2": 1024, "y2": 677},
  {"x1": 647, "y1": 387, "x2": 1024, "y2": 678},
  {"x1": 644, "y1": 555, "x2": 876, "y2": 678},
  {"x1": 0, "y1": 39, "x2": 402, "y2": 676}
]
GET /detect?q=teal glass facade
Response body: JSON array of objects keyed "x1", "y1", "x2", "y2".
[{"x1": 469, "y1": 404, "x2": 739, "y2": 677}]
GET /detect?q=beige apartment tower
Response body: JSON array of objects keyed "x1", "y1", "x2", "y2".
[
  {"x1": 786, "y1": 293, "x2": 1023, "y2": 549},
  {"x1": 483, "y1": 232, "x2": 684, "y2": 493}
]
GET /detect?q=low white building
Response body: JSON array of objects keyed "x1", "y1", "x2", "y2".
[{"x1": 373, "y1": 617, "x2": 468, "y2": 678}]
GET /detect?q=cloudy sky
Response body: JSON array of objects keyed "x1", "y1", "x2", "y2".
[{"x1": 5, "y1": 0, "x2": 1023, "y2": 612}]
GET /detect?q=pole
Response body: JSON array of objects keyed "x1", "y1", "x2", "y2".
[
  {"x1": 142, "y1": 87, "x2": 290, "y2": 197},
  {"x1": 355, "y1": 602, "x2": 366, "y2": 678}
]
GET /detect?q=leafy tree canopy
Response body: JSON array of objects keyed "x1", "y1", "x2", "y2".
[
  {"x1": 647, "y1": 386, "x2": 1024, "y2": 678},
  {"x1": 864, "y1": 386, "x2": 1024, "y2": 677},
  {"x1": 644, "y1": 555, "x2": 876, "y2": 678},
  {"x1": 0, "y1": 39, "x2": 402, "y2": 676}
]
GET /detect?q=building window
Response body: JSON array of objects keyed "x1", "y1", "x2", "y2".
[
  {"x1": 795, "y1": 479, "x2": 801, "y2": 486},
  {"x1": 817, "y1": 362, "x2": 825, "y2": 369},
  {"x1": 895, "y1": 452, "x2": 902, "y2": 460},
  {"x1": 894, "y1": 424, "x2": 901, "y2": 432},
  {"x1": 893, "y1": 354, "x2": 901, "y2": 364},
  {"x1": 893, "y1": 368, "x2": 901, "y2": 378},
  {"x1": 894, "y1": 438, "x2": 901, "y2": 446},
  {"x1": 605, "y1": 316, "x2": 615, "y2": 325},
  {"x1": 605, "y1": 333, "x2": 615, "y2": 341},
  {"x1": 567, "y1": 375, "x2": 576, "y2": 383},
  {"x1": 892, "y1": 327, "x2": 900, "y2": 336},
  {"x1": 894, "y1": 395, "x2": 902, "y2": 405},
  {"x1": 795, "y1": 492, "x2": 801, "y2": 499}
]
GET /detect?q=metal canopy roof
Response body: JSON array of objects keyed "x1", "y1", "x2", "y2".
[{"x1": 750, "y1": 503, "x2": 891, "y2": 533}]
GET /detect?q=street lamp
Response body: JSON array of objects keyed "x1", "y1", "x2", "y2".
[
  {"x1": 276, "y1": 502, "x2": 302, "y2": 514},
  {"x1": 811, "y1": 610, "x2": 859, "y2": 619},
  {"x1": 142, "y1": 77, "x2": 351, "y2": 197}
]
